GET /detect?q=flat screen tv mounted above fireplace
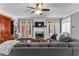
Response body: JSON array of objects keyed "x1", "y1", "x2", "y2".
[{"x1": 35, "y1": 22, "x2": 44, "y2": 27}]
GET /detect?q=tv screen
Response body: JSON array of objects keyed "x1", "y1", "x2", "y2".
[{"x1": 35, "y1": 22, "x2": 44, "y2": 27}]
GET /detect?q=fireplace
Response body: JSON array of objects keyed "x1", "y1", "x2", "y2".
[
  {"x1": 33, "y1": 20, "x2": 47, "y2": 39},
  {"x1": 35, "y1": 33, "x2": 44, "y2": 39}
]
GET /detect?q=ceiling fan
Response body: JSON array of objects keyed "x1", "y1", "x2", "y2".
[{"x1": 27, "y1": 3, "x2": 50, "y2": 15}]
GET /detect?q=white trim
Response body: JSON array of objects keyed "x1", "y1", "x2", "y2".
[
  {"x1": 0, "y1": 10, "x2": 16, "y2": 19},
  {"x1": 64, "y1": 9, "x2": 79, "y2": 18}
]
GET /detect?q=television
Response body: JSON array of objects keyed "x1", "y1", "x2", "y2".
[{"x1": 35, "y1": 22, "x2": 44, "y2": 27}]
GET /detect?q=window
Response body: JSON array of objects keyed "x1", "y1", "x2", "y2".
[
  {"x1": 20, "y1": 19, "x2": 32, "y2": 38},
  {"x1": 61, "y1": 17, "x2": 71, "y2": 34}
]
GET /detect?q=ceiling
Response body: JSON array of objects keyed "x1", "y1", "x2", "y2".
[{"x1": 0, "y1": 3, "x2": 79, "y2": 19}]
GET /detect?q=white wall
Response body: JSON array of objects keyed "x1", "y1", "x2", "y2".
[
  {"x1": 32, "y1": 19, "x2": 60, "y2": 39},
  {"x1": 71, "y1": 12, "x2": 79, "y2": 39},
  {"x1": 17, "y1": 18, "x2": 60, "y2": 39}
]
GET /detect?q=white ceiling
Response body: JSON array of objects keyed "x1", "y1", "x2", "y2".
[{"x1": 0, "y1": 3, "x2": 79, "y2": 19}]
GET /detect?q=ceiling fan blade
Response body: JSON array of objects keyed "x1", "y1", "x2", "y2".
[
  {"x1": 31, "y1": 11, "x2": 35, "y2": 13},
  {"x1": 42, "y1": 9, "x2": 50, "y2": 11},
  {"x1": 27, "y1": 6, "x2": 35, "y2": 9}
]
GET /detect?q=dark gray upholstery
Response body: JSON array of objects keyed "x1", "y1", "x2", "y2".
[
  {"x1": 8, "y1": 47, "x2": 72, "y2": 56},
  {"x1": 7, "y1": 40, "x2": 79, "y2": 56},
  {"x1": 73, "y1": 47, "x2": 79, "y2": 56}
]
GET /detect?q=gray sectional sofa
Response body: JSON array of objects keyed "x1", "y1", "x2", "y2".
[
  {"x1": 8, "y1": 41, "x2": 79, "y2": 56},
  {"x1": 9, "y1": 47, "x2": 72, "y2": 56}
]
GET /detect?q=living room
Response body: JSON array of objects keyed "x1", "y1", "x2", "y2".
[{"x1": 0, "y1": 3, "x2": 79, "y2": 56}]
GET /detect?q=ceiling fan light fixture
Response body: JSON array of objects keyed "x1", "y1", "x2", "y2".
[
  {"x1": 27, "y1": 3, "x2": 49, "y2": 15},
  {"x1": 35, "y1": 10, "x2": 42, "y2": 14}
]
